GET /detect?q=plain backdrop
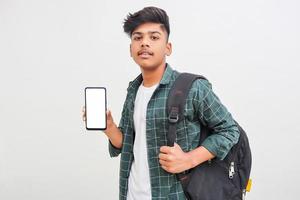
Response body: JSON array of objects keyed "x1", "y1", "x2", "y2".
[{"x1": 0, "y1": 0, "x2": 299, "y2": 199}]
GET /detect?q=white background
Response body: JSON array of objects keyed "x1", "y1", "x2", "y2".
[{"x1": 0, "y1": 0, "x2": 299, "y2": 199}]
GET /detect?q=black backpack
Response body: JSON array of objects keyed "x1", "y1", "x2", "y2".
[{"x1": 167, "y1": 72, "x2": 252, "y2": 200}]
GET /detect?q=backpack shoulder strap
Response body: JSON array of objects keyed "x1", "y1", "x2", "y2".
[{"x1": 166, "y1": 72, "x2": 207, "y2": 146}]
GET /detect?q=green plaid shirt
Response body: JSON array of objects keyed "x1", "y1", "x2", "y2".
[{"x1": 109, "y1": 64, "x2": 240, "y2": 200}]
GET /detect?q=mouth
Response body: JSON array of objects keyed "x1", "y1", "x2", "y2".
[{"x1": 138, "y1": 50, "x2": 153, "y2": 58}]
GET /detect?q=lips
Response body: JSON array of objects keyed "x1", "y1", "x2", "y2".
[{"x1": 138, "y1": 49, "x2": 153, "y2": 58}]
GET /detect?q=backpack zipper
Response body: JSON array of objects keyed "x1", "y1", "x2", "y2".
[
  {"x1": 229, "y1": 162, "x2": 235, "y2": 179},
  {"x1": 242, "y1": 189, "x2": 246, "y2": 200}
]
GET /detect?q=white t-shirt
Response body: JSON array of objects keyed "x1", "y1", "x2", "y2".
[{"x1": 127, "y1": 82, "x2": 158, "y2": 200}]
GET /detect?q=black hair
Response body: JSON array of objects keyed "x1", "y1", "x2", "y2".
[{"x1": 123, "y1": 6, "x2": 170, "y2": 40}]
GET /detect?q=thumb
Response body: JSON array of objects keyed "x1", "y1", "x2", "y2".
[
  {"x1": 106, "y1": 109, "x2": 114, "y2": 120},
  {"x1": 174, "y1": 143, "x2": 182, "y2": 150}
]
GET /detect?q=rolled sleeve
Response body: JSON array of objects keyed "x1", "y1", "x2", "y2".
[
  {"x1": 108, "y1": 138, "x2": 122, "y2": 157},
  {"x1": 194, "y1": 79, "x2": 240, "y2": 160}
]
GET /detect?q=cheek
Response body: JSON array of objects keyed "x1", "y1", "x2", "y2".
[
  {"x1": 130, "y1": 43, "x2": 138, "y2": 53},
  {"x1": 155, "y1": 47, "x2": 167, "y2": 58}
]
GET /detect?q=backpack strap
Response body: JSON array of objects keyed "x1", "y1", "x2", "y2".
[{"x1": 166, "y1": 72, "x2": 207, "y2": 147}]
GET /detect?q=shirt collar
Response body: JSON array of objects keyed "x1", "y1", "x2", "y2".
[{"x1": 127, "y1": 63, "x2": 174, "y2": 92}]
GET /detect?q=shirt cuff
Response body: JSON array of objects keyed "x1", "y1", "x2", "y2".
[
  {"x1": 108, "y1": 139, "x2": 122, "y2": 157},
  {"x1": 201, "y1": 135, "x2": 232, "y2": 160}
]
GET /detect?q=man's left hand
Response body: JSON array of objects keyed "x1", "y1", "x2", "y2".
[{"x1": 159, "y1": 143, "x2": 193, "y2": 174}]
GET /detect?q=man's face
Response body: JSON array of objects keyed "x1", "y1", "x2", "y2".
[{"x1": 130, "y1": 22, "x2": 172, "y2": 71}]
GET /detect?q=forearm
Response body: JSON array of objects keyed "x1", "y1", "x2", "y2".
[
  {"x1": 187, "y1": 146, "x2": 215, "y2": 169},
  {"x1": 196, "y1": 79, "x2": 240, "y2": 159},
  {"x1": 104, "y1": 124, "x2": 123, "y2": 149}
]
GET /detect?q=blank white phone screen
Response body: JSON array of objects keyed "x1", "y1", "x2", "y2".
[{"x1": 85, "y1": 87, "x2": 106, "y2": 130}]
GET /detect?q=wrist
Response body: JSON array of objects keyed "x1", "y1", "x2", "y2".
[
  {"x1": 186, "y1": 151, "x2": 197, "y2": 170},
  {"x1": 186, "y1": 146, "x2": 215, "y2": 170}
]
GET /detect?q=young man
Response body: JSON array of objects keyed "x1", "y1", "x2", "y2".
[{"x1": 83, "y1": 6, "x2": 239, "y2": 200}]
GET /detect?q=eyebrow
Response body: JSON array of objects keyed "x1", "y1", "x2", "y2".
[{"x1": 132, "y1": 31, "x2": 162, "y2": 36}]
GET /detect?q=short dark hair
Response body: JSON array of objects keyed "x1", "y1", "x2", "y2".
[{"x1": 123, "y1": 6, "x2": 170, "y2": 40}]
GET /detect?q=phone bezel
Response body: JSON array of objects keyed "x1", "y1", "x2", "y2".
[{"x1": 84, "y1": 87, "x2": 107, "y2": 130}]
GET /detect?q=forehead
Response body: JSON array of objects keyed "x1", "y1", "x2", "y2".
[{"x1": 132, "y1": 22, "x2": 166, "y2": 35}]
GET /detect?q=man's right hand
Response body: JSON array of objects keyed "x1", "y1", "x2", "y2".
[
  {"x1": 81, "y1": 106, "x2": 117, "y2": 133},
  {"x1": 104, "y1": 110, "x2": 117, "y2": 134},
  {"x1": 81, "y1": 106, "x2": 123, "y2": 149}
]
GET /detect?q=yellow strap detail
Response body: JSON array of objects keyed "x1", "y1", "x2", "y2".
[{"x1": 246, "y1": 178, "x2": 252, "y2": 192}]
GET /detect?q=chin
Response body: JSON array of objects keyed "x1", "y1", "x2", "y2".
[
  {"x1": 136, "y1": 58, "x2": 164, "y2": 71},
  {"x1": 136, "y1": 60, "x2": 156, "y2": 70}
]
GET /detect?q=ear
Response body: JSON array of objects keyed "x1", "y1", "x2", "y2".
[
  {"x1": 165, "y1": 42, "x2": 172, "y2": 56},
  {"x1": 130, "y1": 44, "x2": 132, "y2": 57}
]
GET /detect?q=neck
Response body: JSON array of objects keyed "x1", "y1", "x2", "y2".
[{"x1": 140, "y1": 61, "x2": 166, "y2": 87}]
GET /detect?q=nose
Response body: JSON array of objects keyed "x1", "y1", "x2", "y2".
[{"x1": 141, "y1": 37, "x2": 150, "y2": 48}]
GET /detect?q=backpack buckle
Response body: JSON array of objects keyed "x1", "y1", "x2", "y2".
[{"x1": 169, "y1": 107, "x2": 179, "y2": 123}]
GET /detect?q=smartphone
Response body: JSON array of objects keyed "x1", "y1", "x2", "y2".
[{"x1": 84, "y1": 87, "x2": 107, "y2": 130}]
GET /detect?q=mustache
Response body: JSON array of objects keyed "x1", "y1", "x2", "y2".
[{"x1": 138, "y1": 49, "x2": 154, "y2": 55}]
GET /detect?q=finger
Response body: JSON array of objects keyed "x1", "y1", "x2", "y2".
[
  {"x1": 159, "y1": 153, "x2": 174, "y2": 162},
  {"x1": 106, "y1": 109, "x2": 112, "y2": 118},
  {"x1": 161, "y1": 165, "x2": 168, "y2": 171},
  {"x1": 160, "y1": 146, "x2": 172, "y2": 154},
  {"x1": 82, "y1": 106, "x2": 85, "y2": 113},
  {"x1": 158, "y1": 153, "x2": 169, "y2": 161},
  {"x1": 82, "y1": 116, "x2": 86, "y2": 122},
  {"x1": 107, "y1": 110, "x2": 114, "y2": 122},
  {"x1": 161, "y1": 165, "x2": 173, "y2": 173},
  {"x1": 159, "y1": 159, "x2": 171, "y2": 167}
]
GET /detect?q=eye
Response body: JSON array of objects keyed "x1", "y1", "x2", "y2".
[
  {"x1": 151, "y1": 36, "x2": 159, "y2": 40},
  {"x1": 133, "y1": 36, "x2": 142, "y2": 41}
]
